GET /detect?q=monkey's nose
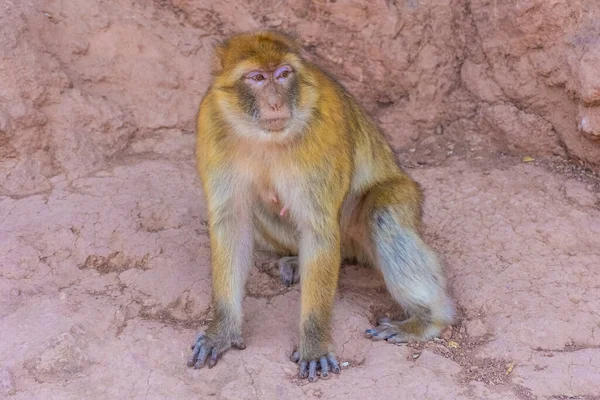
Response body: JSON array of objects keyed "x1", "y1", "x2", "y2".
[
  {"x1": 268, "y1": 101, "x2": 282, "y2": 111},
  {"x1": 267, "y1": 94, "x2": 284, "y2": 111}
]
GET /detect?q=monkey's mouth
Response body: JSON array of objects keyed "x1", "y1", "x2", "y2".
[{"x1": 260, "y1": 118, "x2": 289, "y2": 132}]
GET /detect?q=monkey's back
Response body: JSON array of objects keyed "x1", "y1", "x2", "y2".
[{"x1": 307, "y1": 64, "x2": 413, "y2": 197}]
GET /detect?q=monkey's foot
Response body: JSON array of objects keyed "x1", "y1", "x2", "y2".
[
  {"x1": 278, "y1": 256, "x2": 300, "y2": 287},
  {"x1": 187, "y1": 332, "x2": 246, "y2": 369},
  {"x1": 365, "y1": 317, "x2": 423, "y2": 343},
  {"x1": 290, "y1": 350, "x2": 341, "y2": 382}
]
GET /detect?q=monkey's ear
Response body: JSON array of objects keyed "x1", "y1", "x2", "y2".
[{"x1": 211, "y1": 41, "x2": 226, "y2": 75}]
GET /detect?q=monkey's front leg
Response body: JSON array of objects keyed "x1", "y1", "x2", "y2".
[
  {"x1": 290, "y1": 227, "x2": 342, "y2": 382},
  {"x1": 188, "y1": 194, "x2": 253, "y2": 369}
]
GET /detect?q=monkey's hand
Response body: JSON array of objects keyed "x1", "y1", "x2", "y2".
[
  {"x1": 290, "y1": 350, "x2": 341, "y2": 382},
  {"x1": 187, "y1": 330, "x2": 246, "y2": 369}
]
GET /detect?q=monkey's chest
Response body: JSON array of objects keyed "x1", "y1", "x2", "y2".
[
  {"x1": 248, "y1": 161, "x2": 305, "y2": 221},
  {"x1": 256, "y1": 183, "x2": 288, "y2": 217}
]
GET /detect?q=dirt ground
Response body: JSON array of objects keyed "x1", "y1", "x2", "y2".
[
  {"x1": 2, "y1": 0, "x2": 600, "y2": 399},
  {"x1": 2, "y1": 148, "x2": 600, "y2": 399}
]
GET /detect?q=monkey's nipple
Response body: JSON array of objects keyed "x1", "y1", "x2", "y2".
[
  {"x1": 279, "y1": 205, "x2": 288, "y2": 217},
  {"x1": 269, "y1": 194, "x2": 288, "y2": 217},
  {"x1": 269, "y1": 193, "x2": 288, "y2": 217}
]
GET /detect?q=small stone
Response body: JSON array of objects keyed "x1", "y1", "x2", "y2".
[
  {"x1": 341, "y1": 361, "x2": 349, "y2": 367},
  {"x1": 267, "y1": 19, "x2": 283, "y2": 27}
]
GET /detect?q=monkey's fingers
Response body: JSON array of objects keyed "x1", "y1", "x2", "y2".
[
  {"x1": 188, "y1": 334, "x2": 247, "y2": 370},
  {"x1": 188, "y1": 335, "x2": 220, "y2": 369},
  {"x1": 319, "y1": 356, "x2": 330, "y2": 379},
  {"x1": 365, "y1": 319, "x2": 408, "y2": 342},
  {"x1": 299, "y1": 360, "x2": 309, "y2": 379},
  {"x1": 307, "y1": 360, "x2": 318, "y2": 382},
  {"x1": 365, "y1": 326, "x2": 396, "y2": 341},
  {"x1": 290, "y1": 350, "x2": 301, "y2": 363},
  {"x1": 290, "y1": 351, "x2": 341, "y2": 381},
  {"x1": 327, "y1": 352, "x2": 341, "y2": 374},
  {"x1": 207, "y1": 348, "x2": 220, "y2": 369},
  {"x1": 190, "y1": 333, "x2": 206, "y2": 350},
  {"x1": 187, "y1": 347, "x2": 201, "y2": 367},
  {"x1": 193, "y1": 346, "x2": 210, "y2": 369}
]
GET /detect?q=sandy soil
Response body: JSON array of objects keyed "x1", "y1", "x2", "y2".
[
  {"x1": 2, "y1": 144, "x2": 600, "y2": 399},
  {"x1": 2, "y1": 0, "x2": 600, "y2": 399}
]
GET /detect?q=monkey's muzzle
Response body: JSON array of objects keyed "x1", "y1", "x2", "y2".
[{"x1": 261, "y1": 118, "x2": 289, "y2": 132}]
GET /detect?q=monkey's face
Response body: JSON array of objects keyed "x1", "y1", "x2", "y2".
[
  {"x1": 235, "y1": 64, "x2": 298, "y2": 133},
  {"x1": 211, "y1": 31, "x2": 317, "y2": 143}
]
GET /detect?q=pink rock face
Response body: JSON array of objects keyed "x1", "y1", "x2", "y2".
[
  {"x1": 1, "y1": 0, "x2": 600, "y2": 399},
  {"x1": 579, "y1": 105, "x2": 600, "y2": 140},
  {"x1": 579, "y1": 44, "x2": 600, "y2": 107},
  {"x1": 2, "y1": 0, "x2": 600, "y2": 197}
]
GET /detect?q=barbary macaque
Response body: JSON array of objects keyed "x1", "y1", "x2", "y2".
[{"x1": 188, "y1": 31, "x2": 455, "y2": 382}]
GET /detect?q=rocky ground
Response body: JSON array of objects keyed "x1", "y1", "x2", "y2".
[{"x1": 2, "y1": 0, "x2": 600, "y2": 399}]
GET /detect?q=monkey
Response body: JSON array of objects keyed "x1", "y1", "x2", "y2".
[{"x1": 187, "y1": 31, "x2": 455, "y2": 382}]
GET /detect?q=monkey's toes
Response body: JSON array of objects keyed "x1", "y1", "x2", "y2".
[
  {"x1": 187, "y1": 333, "x2": 246, "y2": 370},
  {"x1": 365, "y1": 318, "x2": 409, "y2": 343},
  {"x1": 278, "y1": 256, "x2": 300, "y2": 287},
  {"x1": 290, "y1": 351, "x2": 340, "y2": 382}
]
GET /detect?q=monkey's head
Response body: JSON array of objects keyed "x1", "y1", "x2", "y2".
[{"x1": 211, "y1": 31, "x2": 317, "y2": 143}]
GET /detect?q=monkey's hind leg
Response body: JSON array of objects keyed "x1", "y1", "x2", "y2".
[{"x1": 363, "y1": 186, "x2": 455, "y2": 343}]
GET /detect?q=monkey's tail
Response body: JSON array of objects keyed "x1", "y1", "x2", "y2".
[{"x1": 370, "y1": 208, "x2": 456, "y2": 336}]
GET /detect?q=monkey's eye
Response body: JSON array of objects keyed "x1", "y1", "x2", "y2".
[
  {"x1": 246, "y1": 71, "x2": 267, "y2": 82},
  {"x1": 247, "y1": 72, "x2": 265, "y2": 82},
  {"x1": 275, "y1": 65, "x2": 293, "y2": 80}
]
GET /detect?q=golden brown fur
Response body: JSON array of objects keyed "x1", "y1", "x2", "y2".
[{"x1": 189, "y1": 31, "x2": 455, "y2": 382}]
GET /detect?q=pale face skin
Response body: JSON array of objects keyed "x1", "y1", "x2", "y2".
[{"x1": 239, "y1": 64, "x2": 297, "y2": 132}]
